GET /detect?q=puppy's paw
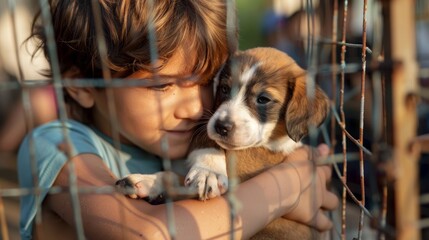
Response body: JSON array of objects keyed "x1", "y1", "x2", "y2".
[
  {"x1": 115, "y1": 172, "x2": 165, "y2": 200},
  {"x1": 185, "y1": 148, "x2": 228, "y2": 200},
  {"x1": 185, "y1": 166, "x2": 228, "y2": 200}
]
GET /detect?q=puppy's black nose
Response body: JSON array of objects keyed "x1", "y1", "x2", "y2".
[{"x1": 215, "y1": 120, "x2": 233, "y2": 137}]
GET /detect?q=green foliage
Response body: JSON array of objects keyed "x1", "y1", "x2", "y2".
[{"x1": 236, "y1": 0, "x2": 269, "y2": 50}]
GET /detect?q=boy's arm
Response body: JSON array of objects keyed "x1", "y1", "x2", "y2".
[{"x1": 44, "y1": 146, "x2": 336, "y2": 240}]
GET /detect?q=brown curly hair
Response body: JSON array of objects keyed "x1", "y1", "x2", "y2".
[
  {"x1": 31, "y1": 0, "x2": 235, "y2": 80},
  {"x1": 29, "y1": 0, "x2": 236, "y2": 122}
]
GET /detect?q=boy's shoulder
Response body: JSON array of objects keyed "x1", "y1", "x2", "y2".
[
  {"x1": 27, "y1": 119, "x2": 114, "y2": 144},
  {"x1": 18, "y1": 119, "x2": 112, "y2": 163},
  {"x1": 30, "y1": 119, "x2": 92, "y2": 137},
  {"x1": 18, "y1": 119, "x2": 164, "y2": 176},
  {"x1": 19, "y1": 120, "x2": 102, "y2": 156},
  {"x1": 17, "y1": 119, "x2": 115, "y2": 239}
]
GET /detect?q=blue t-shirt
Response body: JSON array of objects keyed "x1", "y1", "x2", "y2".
[{"x1": 17, "y1": 120, "x2": 164, "y2": 239}]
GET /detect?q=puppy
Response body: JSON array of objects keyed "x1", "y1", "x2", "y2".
[{"x1": 116, "y1": 47, "x2": 330, "y2": 239}]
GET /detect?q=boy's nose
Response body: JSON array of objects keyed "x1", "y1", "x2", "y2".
[{"x1": 174, "y1": 86, "x2": 204, "y2": 120}]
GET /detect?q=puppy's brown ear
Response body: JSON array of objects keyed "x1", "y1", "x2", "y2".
[{"x1": 286, "y1": 76, "x2": 330, "y2": 142}]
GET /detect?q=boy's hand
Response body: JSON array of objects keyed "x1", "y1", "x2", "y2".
[{"x1": 282, "y1": 144, "x2": 339, "y2": 231}]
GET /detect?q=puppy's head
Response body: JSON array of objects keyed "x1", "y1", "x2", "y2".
[{"x1": 207, "y1": 47, "x2": 329, "y2": 151}]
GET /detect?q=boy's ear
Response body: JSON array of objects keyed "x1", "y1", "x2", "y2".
[
  {"x1": 65, "y1": 87, "x2": 95, "y2": 108},
  {"x1": 63, "y1": 66, "x2": 95, "y2": 109},
  {"x1": 285, "y1": 76, "x2": 330, "y2": 142}
]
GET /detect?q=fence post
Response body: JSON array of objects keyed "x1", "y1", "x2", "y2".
[{"x1": 387, "y1": 0, "x2": 420, "y2": 239}]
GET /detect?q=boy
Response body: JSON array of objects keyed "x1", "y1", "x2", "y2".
[{"x1": 18, "y1": 0, "x2": 338, "y2": 239}]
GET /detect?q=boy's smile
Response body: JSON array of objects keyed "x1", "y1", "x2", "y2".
[
  {"x1": 165, "y1": 129, "x2": 194, "y2": 137},
  {"x1": 89, "y1": 49, "x2": 213, "y2": 159}
]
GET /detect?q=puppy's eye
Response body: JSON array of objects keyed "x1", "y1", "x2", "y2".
[
  {"x1": 256, "y1": 94, "x2": 272, "y2": 104},
  {"x1": 220, "y1": 85, "x2": 230, "y2": 95}
]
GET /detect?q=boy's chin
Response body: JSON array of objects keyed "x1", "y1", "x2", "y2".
[
  {"x1": 165, "y1": 142, "x2": 191, "y2": 160},
  {"x1": 168, "y1": 152, "x2": 188, "y2": 160},
  {"x1": 157, "y1": 148, "x2": 188, "y2": 160}
]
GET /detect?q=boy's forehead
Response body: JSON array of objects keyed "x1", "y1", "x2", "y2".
[
  {"x1": 164, "y1": 46, "x2": 201, "y2": 75},
  {"x1": 125, "y1": 48, "x2": 209, "y2": 82}
]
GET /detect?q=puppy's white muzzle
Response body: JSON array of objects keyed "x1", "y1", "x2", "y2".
[{"x1": 207, "y1": 101, "x2": 275, "y2": 150}]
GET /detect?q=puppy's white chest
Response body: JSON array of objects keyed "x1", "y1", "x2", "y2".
[{"x1": 265, "y1": 136, "x2": 302, "y2": 154}]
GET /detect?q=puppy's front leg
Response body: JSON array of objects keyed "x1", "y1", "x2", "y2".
[
  {"x1": 185, "y1": 148, "x2": 228, "y2": 200},
  {"x1": 116, "y1": 172, "x2": 176, "y2": 201}
]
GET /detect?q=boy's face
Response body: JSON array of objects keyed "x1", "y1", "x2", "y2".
[{"x1": 91, "y1": 50, "x2": 213, "y2": 159}]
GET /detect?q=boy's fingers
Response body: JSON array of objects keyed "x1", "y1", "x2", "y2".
[
  {"x1": 287, "y1": 144, "x2": 311, "y2": 159},
  {"x1": 288, "y1": 144, "x2": 328, "y2": 163},
  {"x1": 311, "y1": 210, "x2": 333, "y2": 231},
  {"x1": 293, "y1": 144, "x2": 329, "y2": 164},
  {"x1": 313, "y1": 144, "x2": 329, "y2": 165},
  {"x1": 322, "y1": 191, "x2": 339, "y2": 211},
  {"x1": 318, "y1": 165, "x2": 332, "y2": 180},
  {"x1": 317, "y1": 144, "x2": 330, "y2": 157}
]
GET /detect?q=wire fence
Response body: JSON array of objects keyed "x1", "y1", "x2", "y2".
[{"x1": 0, "y1": 0, "x2": 428, "y2": 239}]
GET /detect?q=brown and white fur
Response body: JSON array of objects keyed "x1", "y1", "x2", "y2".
[{"x1": 116, "y1": 47, "x2": 330, "y2": 239}]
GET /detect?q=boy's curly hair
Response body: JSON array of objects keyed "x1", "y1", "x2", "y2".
[{"x1": 31, "y1": 0, "x2": 234, "y2": 80}]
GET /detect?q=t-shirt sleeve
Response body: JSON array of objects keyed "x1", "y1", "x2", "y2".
[{"x1": 17, "y1": 121, "x2": 103, "y2": 239}]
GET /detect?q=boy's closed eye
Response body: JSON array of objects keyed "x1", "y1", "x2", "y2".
[{"x1": 149, "y1": 83, "x2": 174, "y2": 92}]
